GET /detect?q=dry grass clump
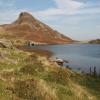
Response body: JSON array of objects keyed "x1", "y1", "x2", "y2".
[
  {"x1": 20, "y1": 63, "x2": 44, "y2": 76},
  {"x1": 14, "y1": 79, "x2": 57, "y2": 100}
]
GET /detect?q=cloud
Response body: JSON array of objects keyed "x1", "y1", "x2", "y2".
[
  {"x1": 54, "y1": 0, "x2": 83, "y2": 13},
  {"x1": 33, "y1": 0, "x2": 84, "y2": 20},
  {"x1": 33, "y1": 0, "x2": 100, "y2": 21},
  {"x1": 33, "y1": 8, "x2": 64, "y2": 20},
  {"x1": 34, "y1": 8, "x2": 63, "y2": 16},
  {"x1": 0, "y1": 9, "x2": 30, "y2": 24},
  {"x1": 76, "y1": 6, "x2": 100, "y2": 15},
  {"x1": 0, "y1": 0, "x2": 100, "y2": 24},
  {"x1": 0, "y1": 10, "x2": 17, "y2": 24}
]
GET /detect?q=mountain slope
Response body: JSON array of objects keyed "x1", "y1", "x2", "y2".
[{"x1": 0, "y1": 12, "x2": 73, "y2": 44}]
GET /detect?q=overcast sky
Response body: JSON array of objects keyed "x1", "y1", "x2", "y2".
[{"x1": 0, "y1": 0, "x2": 100, "y2": 41}]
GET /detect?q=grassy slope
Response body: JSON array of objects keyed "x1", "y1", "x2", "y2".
[{"x1": 0, "y1": 47, "x2": 100, "y2": 100}]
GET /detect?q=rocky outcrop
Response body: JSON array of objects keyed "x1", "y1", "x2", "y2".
[{"x1": 0, "y1": 39, "x2": 13, "y2": 48}]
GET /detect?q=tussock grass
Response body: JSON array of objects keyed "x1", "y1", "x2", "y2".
[{"x1": 20, "y1": 63, "x2": 44, "y2": 76}]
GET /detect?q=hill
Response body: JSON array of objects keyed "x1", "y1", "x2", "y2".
[
  {"x1": 89, "y1": 39, "x2": 100, "y2": 44},
  {"x1": 0, "y1": 12, "x2": 73, "y2": 44},
  {"x1": 0, "y1": 40, "x2": 100, "y2": 100}
]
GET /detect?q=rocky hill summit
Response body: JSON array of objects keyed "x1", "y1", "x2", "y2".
[{"x1": 0, "y1": 12, "x2": 73, "y2": 44}]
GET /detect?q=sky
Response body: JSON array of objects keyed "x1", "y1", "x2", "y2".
[{"x1": 0, "y1": 0, "x2": 100, "y2": 41}]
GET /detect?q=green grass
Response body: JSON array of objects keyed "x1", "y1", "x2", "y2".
[
  {"x1": 20, "y1": 63, "x2": 44, "y2": 76},
  {"x1": 42, "y1": 69, "x2": 69, "y2": 85}
]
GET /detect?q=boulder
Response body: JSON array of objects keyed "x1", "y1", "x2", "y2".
[{"x1": 0, "y1": 39, "x2": 13, "y2": 48}]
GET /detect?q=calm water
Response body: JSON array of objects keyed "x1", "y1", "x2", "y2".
[{"x1": 30, "y1": 44, "x2": 100, "y2": 73}]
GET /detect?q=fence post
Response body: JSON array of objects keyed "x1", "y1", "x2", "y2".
[
  {"x1": 90, "y1": 67, "x2": 92, "y2": 76},
  {"x1": 93, "y1": 66, "x2": 97, "y2": 77}
]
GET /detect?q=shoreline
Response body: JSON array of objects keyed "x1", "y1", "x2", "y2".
[
  {"x1": 16, "y1": 45, "x2": 100, "y2": 76},
  {"x1": 16, "y1": 45, "x2": 53, "y2": 58}
]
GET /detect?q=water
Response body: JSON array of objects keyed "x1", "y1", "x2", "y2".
[{"x1": 30, "y1": 44, "x2": 100, "y2": 74}]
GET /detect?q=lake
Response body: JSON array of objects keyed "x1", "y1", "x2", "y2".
[{"x1": 30, "y1": 44, "x2": 100, "y2": 74}]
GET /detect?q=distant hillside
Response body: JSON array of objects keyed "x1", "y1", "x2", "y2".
[
  {"x1": 0, "y1": 12, "x2": 74, "y2": 44},
  {"x1": 89, "y1": 39, "x2": 100, "y2": 44}
]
